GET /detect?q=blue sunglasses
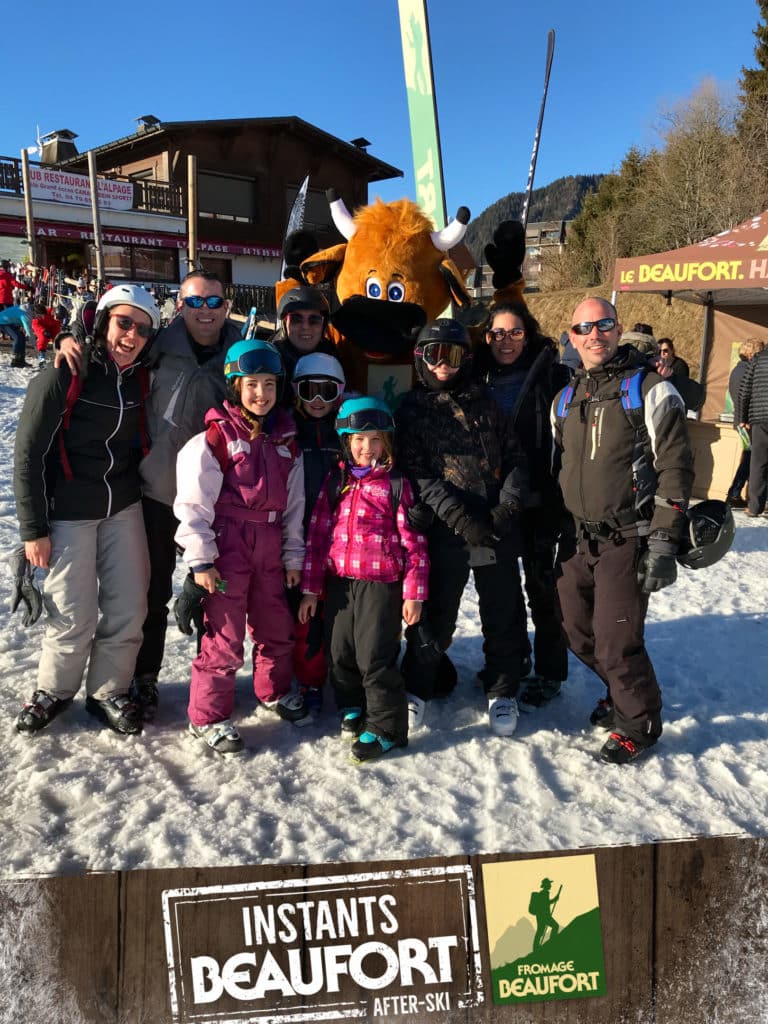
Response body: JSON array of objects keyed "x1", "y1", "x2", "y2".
[{"x1": 183, "y1": 295, "x2": 225, "y2": 310}]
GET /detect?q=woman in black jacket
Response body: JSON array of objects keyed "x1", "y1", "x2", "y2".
[
  {"x1": 475, "y1": 302, "x2": 570, "y2": 710},
  {"x1": 396, "y1": 318, "x2": 529, "y2": 738},
  {"x1": 13, "y1": 285, "x2": 160, "y2": 737}
]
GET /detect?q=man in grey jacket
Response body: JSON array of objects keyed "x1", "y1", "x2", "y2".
[{"x1": 131, "y1": 270, "x2": 243, "y2": 715}]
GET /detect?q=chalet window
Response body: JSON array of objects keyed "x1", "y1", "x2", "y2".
[{"x1": 199, "y1": 171, "x2": 255, "y2": 223}]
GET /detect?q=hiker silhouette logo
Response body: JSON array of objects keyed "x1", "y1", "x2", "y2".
[{"x1": 482, "y1": 854, "x2": 607, "y2": 1005}]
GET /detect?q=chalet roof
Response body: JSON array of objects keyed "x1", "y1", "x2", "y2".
[{"x1": 57, "y1": 116, "x2": 402, "y2": 183}]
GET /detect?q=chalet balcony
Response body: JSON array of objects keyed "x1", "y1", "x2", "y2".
[{"x1": 0, "y1": 155, "x2": 184, "y2": 218}]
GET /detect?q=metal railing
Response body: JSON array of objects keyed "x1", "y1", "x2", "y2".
[{"x1": 0, "y1": 155, "x2": 184, "y2": 218}]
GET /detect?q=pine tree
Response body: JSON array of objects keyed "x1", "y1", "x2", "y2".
[{"x1": 737, "y1": 0, "x2": 768, "y2": 153}]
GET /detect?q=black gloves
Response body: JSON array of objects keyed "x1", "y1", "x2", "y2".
[
  {"x1": 456, "y1": 506, "x2": 518, "y2": 547},
  {"x1": 407, "y1": 502, "x2": 435, "y2": 532},
  {"x1": 174, "y1": 574, "x2": 208, "y2": 636},
  {"x1": 490, "y1": 503, "x2": 518, "y2": 539},
  {"x1": 283, "y1": 230, "x2": 319, "y2": 282},
  {"x1": 8, "y1": 547, "x2": 43, "y2": 627},
  {"x1": 637, "y1": 535, "x2": 678, "y2": 593},
  {"x1": 484, "y1": 220, "x2": 526, "y2": 290},
  {"x1": 406, "y1": 621, "x2": 444, "y2": 670},
  {"x1": 456, "y1": 513, "x2": 495, "y2": 547}
]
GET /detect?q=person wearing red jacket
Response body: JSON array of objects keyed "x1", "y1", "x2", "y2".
[
  {"x1": 31, "y1": 303, "x2": 62, "y2": 367},
  {"x1": 0, "y1": 261, "x2": 25, "y2": 309}
]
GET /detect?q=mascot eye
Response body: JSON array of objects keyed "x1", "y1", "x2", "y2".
[
  {"x1": 366, "y1": 277, "x2": 383, "y2": 300},
  {"x1": 387, "y1": 282, "x2": 405, "y2": 303}
]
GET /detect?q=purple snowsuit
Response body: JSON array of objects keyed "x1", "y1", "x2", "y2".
[{"x1": 174, "y1": 402, "x2": 305, "y2": 726}]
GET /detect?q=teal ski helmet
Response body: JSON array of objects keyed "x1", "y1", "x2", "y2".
[
  {"x1": 335, "y1": 396, "x2": 394, "y2": 434},
  {"x1": 223, "y1": 340, "x2": 283, "y2": 381}
]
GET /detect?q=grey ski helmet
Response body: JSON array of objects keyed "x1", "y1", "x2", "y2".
[{"x1": 677, "y1": 500, "x2": 735, "y2": 570}]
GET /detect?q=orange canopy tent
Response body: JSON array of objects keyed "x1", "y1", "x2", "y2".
[{"x1": 613, "y1": 212, "x2": 768, "y2": 496}]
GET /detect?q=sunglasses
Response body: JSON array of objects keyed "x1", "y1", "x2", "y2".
[
  {"x1": 417, "y1": 342, "x2": 466, "y2": 367},
  {"x1": 571, "y1": 318, "x2": 617, "y2": 336},
  {"x1": 183, "y1": 295, "x2": 225, "y2": 309},
  {"x1": 110, "y1": 314, "x2": 153, "y2": 339},
  {"x1": 287, "y1": 312, "x2": 325, "y2": 326},
  {"x1": 487, "y1": 327, "x2": 525, "y2": 343},
  {"x1": 295, "y1": 378, "x2": 342, "y2": 403},
  {"x1": 225, "y1": 348, "x2": 283, "y2": 378}
]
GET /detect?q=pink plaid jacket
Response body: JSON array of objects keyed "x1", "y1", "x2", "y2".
[{"x1": 301, "y1": 465, "x2": 429, "y2": 602}]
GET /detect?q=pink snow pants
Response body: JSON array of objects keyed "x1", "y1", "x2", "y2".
[{"x1": 188, "y1": 520, "x2": 294, "y2": 726}]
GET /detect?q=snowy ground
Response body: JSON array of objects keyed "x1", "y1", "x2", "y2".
[{"x1": 0, "y1": 362, "x2": 766, "y2": 881}]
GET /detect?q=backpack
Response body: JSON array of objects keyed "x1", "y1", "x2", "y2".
[
  {"x1": 528, "y1": 891, "x2": 542, "y2": 915},
  {"x1": 554, "y1": 366, "x2": 657, "y2": 521}
]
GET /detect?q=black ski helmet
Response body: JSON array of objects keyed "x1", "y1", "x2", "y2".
[
  {"x1": 277, "y1": 286, "x2": 329, "y2": 322},
  {"x1": 415, "y1": 317, "x2": 470, "y2": 350},
  {"x1": 676, "y1": 499, "x2": 735, "y2": 570},
  {"x1": 413, "y1": 318, "x2": 471, "y2": 391}
]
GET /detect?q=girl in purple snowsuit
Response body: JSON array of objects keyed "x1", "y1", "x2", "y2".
[{"x1": 174, "y1": 340, "x2": 306, "y2": 755}]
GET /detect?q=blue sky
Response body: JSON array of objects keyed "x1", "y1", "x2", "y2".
[{"x1": 1, "y1": 0, "x2": 761, "y2": 223}]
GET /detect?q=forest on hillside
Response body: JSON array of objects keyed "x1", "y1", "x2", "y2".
[
  {"x1": 467, "y1": 3, "x2": 768, "y2": 291},
  {"x1": 543, "y1": 2, "x2": 768, "y2": 288},
  {"x1": 463, "y1": 175, "x2": 603, "y2": 263}
]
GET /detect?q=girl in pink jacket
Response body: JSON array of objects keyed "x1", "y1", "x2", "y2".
[
  {"x1": 174, "y1": 341, "x2": 306, "y2": 755},
  {"x1": 299, "y1": 397, "x2": 429, "y2": 763}
]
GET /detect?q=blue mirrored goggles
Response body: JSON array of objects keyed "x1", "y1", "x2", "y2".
[
  {"x1": 183, "y1": 295, "x2": 225, "y2": 310},
  {"x1": 224, "y1": 350, "x2": 283, "y2": 378}
]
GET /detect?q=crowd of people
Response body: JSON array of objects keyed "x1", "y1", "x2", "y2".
[{"x1": 8, "y1": 268, "x2": 731, "y2": 766}]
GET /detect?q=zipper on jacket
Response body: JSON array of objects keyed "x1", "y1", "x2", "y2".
[{"x1": 103, "y1": 368, "x2": 127, "y2": 518}]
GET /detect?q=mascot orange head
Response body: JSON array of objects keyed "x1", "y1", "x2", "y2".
[{"x1": 301, "y1": 190, "x2": 472, "y2": 358}]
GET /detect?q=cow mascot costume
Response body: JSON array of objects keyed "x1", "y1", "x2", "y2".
[{"x1": 276, "y1": 188, "x2": 527, "y2": 395}]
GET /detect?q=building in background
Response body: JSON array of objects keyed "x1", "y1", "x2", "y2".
[{"x1": 0, "y1": 117, "x2": 401, "y2": 309}]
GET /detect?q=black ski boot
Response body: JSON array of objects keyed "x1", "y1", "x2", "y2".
[
  {"x1": 85, "y1": 694, "x2": 143, "y2": 735},
  {"x1": 16, "y1": 690, "x2": 73, "y2": 734},
  {"x1": 129, "y1": 674, "x2": 159, "y2": 722}
]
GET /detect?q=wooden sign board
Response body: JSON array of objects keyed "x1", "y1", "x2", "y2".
[{"x1": 0, "y1": 836, "x2": 765, "y2": 1023}]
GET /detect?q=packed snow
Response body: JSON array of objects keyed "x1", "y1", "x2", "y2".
[{"x1": 0, "y1": 361, "x2": 766, "y2": 881}]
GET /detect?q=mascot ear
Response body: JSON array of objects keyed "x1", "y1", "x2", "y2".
[
  {"x1": 439, "y1": 258, "x2": 472, "y2": 309},
  {"x1": 301, "y1": 244, "x2": 348, "y2": 286}
]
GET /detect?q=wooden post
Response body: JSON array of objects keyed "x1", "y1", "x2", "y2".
[
  {"x1": 87, "y1": 150, "x2": 105, "y2": 288},
  {"x1": 19, "y1": 150, "x2": 37, "y2": 267},
  {"x1": 187, "y1": 154, "x2": 198, "y2": 271}
]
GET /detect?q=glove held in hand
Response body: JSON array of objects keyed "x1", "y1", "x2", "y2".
[
  {"x1": 174, "y1": 575, "x2": 208, "y2": 636},
  {"x1": 8, "y1": 547, "x2": 43, "y2": 627},
  {"x1": 637, "y1": 538, "x2": 678, "y2": 594}
]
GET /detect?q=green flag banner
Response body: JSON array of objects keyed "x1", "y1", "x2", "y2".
[{"x1": 397, "y1": 0, "x2": 447, "y2": 229}]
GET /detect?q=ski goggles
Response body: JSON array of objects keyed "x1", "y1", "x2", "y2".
[
  {"x1": 295, "y1": 378, "x2": 342, "y2": 403},
  {"x1": 336, "y1": 408, "x2": 394, "y2": 433},
  {"x1": 109, "y1": 314, "x2": 153, "y2": 339},
  {"x1": 224, "y1": 348, "x2": 283, "y2": 378},
  {"x1": 183, "y1": 295, "x2": 225, "y2": 310},
  {"x1": 416, "y1": 341, "x2": 466, "y2": 367},
  {"x1": 570, "y1": 317, "x2": 617, "y2": 336}
]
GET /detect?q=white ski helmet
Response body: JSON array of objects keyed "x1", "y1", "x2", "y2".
[
  {"x1": 292, "y1": 352, "x2": 346, "y2": 388},
  {"x1": 94, "y1": 284, "x2": 162, "y2": 337}
]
